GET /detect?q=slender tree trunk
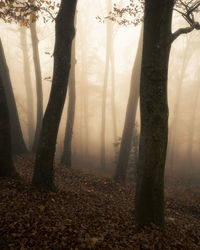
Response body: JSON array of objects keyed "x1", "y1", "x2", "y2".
[
  {"x1": 167, "y1": 44, "x2": 190, "y2": 169},
  {"x1": 20, "y1": 27, "x2": 35, "y2": 150},
  {"x1": 100, "y1": 0, "x2": 112, "y2": 170},
  {"x1": 30, "y1": 21, "x2": 43, "y2": 153},
  {"x1": 110, "y1": 26, "x2": 117, "y2": 143},
  {"x1": 60, "y1": 24, "x2": 76, "y2": 167},
  {"x1": 135, "y1": 0, "x2": 174, "y2": 227},
  {"x1": 0, "y1": 64, "x2": 19, "y2": 177},
  {"x1": 32, "y1": 0, "x2": 77, "y2": 190},
  {"x1": 0, "y1": 39, "x2": 27, "y2": 154},
  {"x1": 186, "y1": 66, "x2": 200, "y2": 168},
  {"x1": 115, "y1": 27, "x2": 143, "y2": 181},
  {"x1": 80, "y1": 39, "x2": 89, "y2": 158}
]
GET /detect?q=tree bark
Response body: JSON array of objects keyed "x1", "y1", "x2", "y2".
[
  {"x1": 0, "y1": 39, "x2": 27, "y2": 154},
  {"x1": 30, "y1": 21, "x2": 43, "y2": 153},
  {"x1": 115, "y1": 26, "x2": 143, "y2": 181},
  {"x1": 32, "y1": 0, "x2": 77, "y2": 190},
  {"x1": 0, "y1": 63, "x2": 18, "y2": 177},
  {"x1": 60, "y1": 22, "x2": 76, "y2": 167},
  {"x1": 135, "y1": 0, "x2": 174, "y2": 227},
  {"x1": 20, "y1": 27, "x2": 35, "y2": 150}
]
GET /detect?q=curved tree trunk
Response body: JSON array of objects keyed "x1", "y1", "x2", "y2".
[
  {"x1": 32, "y1": 0, "x2": 77, "y2": 190},
  {"x1": 30, "y1": 21, "x2": 43, "y2": 153},
  {"x1": 0, "y1": 39, "x2": 27, "y2": 154},
  {"x1": 135, "y1": 0, "x2": 173, "y2": 227},
  {"x1": 115, "y1": 26, "x2": 143, "y2": 181},
  {"x1": 20, "y1": 27, "x2": 35, "y2": 150},
  {"x1": 60, "y1": 26, "x2": 76, "y2": 167},
  {"x1": 0, "y1": 62, "x2": 19, "y2": 177}
]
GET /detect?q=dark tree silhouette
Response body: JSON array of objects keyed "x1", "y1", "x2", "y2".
[
  {"x1": 0, "y1": 50, "x2": 19, "y2": 177},
  {"x1": 32, "y1": 0, "x2": 78, "y2": 190},
  {"x1": 0, "y1": 39, "x2": 27, "y2": 154}
]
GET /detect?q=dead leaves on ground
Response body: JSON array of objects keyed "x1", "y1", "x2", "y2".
[{"x1": 0, "y1": 155, "x2": 200, "y2": 249}]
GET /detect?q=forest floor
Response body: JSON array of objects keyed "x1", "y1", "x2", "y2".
[{"x1": 0, "y1": 155, "x2": 200, "y2": 249}]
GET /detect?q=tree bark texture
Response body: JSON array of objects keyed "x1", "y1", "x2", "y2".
[
  {"x1": 135, "y1": 0, "x2": 174, "y2": 227},
  {"x1": 0, "y1": 39, "x2": 27, "y2": 154},
  {"x1": 115, "y1": 26, "x2": 143, "y2": 181},
  {"x1": 32, "y1": 0, "x2": 77, "y2": 190}
]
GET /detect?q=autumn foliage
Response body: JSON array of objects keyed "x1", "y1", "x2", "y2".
[{"x1": 0, "y1": 0, "x2": 59, "y2": 26}]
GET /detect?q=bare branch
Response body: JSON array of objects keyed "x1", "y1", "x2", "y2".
[{"x1": 171, "y1": 26, "x2": 194, "y2": 42}]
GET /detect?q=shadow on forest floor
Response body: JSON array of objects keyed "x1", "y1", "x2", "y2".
[{"x1": 0, "y1": 154, "x2": 200, "y2": 249}]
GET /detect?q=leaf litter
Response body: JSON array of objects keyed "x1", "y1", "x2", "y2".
[{"x1": 0, "y1": 155, "x2": 199, "y2": 249}]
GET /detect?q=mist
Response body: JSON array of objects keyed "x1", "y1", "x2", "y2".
[
  {"x1": 1, "y1": 0, "x2": 200, "y2": 248},
  {"x1": 1, "y1": 1, "x2": 199, "y2": 181}
]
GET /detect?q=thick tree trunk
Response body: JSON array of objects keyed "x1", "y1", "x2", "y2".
[
  {"x1": 0, "y1": 39, "x2": 27, "y2": 154},
  {"x1": 135, "y1": 0, "x2": 174, "y2": 227},
  {"x1": 20, "y1": 27, "x2": 35, "y2": 150},
  {"x1": 32, "y1": 0, "x2": 77, "y2": 190},
  {"x1": 0, "y1": 70, "x2": 18, "y2": 177},
  {"x1": 30, "y1": 21, "x2": 43, "y2": 153},
  {"x1": 60, "y1": 30, "x2": 76, "y2": 167},
  {"x1": 115, "y1": 27, "x2": 143, "y2": 181}
]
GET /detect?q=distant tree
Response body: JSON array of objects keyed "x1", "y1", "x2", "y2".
[
  {"x1": 115, "y1": 26, "x2": 143, "y2": 181},
  {"x1": 0, "y1": 39, "x2": 27, "y2": 154},
  {"x1": 168, "y1": 39, "x2": 191, "y2": 170},
  {"x1": 114, "y1": 123, "x2": 139, "y2": 180},
  {"x1": 20, "y1": 27, "x2": 35, "y2": 150},
  {"x1": 60, "y1": 13, "x2": 77, "y2": 168},
  {"x1": 32, "y1": 0, "x2": 78, "y2": 190},
  {"x1": 101, "y1": 0, "x2": 117, "y2": 170},
  {"x1": 30, "y1": 19, "x2": 43, "y2": 153}
]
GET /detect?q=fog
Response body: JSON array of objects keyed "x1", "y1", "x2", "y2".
[{"x1": 1, "y1": 0, "x2": 200, "y2": 178}]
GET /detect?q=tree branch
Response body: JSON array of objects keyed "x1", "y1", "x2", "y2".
[{"x1": 171, "y1": 26, "x2": 194, "y2": 42}]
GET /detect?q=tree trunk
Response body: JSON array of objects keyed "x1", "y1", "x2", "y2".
[
  {"x1": 167, "y1": 43, "x2": 190, "y2": 170},
  {"x1": 100, "y1": 0, "x2": 112, "y2": 170},
  {"x1": 115, "y1": 26, "x2": 143, "y2": 181},
  {"x1": 20, "y1": 27, "x2": 35, "y2": 150},
  {"x1": 32, "y1": 0, "x2": 77, "y2": 190},
  {"x1": 186, "y1": 64, "x2": 200, "y2": 169},
  {"x1": 60, "y1": 23, "x2": 76, "y2": 167},
  {"x1": 0, "y1": 39, "x2": 27, "y2": 154},
  {"x1": 110, "y1": 24, "x2": 117, "y2": 143},
  {"x1": 0, "y1": 64, "x2": 18, "y2": 177},
  {"x1": 135, "y1": 0, "x2": 174, "y2": 227},
  {"x1": 30, "y1": 21, "x2": 43, "y2": 153}
]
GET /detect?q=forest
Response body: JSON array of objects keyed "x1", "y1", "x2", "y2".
[{"x1": 0, "y1": 0, "x2": 200, "y2": 249}]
